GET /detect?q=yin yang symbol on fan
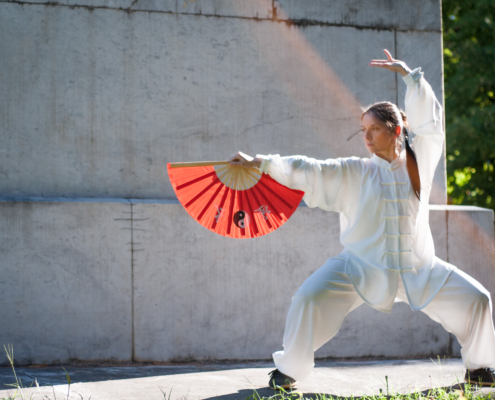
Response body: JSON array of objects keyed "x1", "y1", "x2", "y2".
[{"x1": 233, "y1": 210, "x2": 250, "y2": 228}]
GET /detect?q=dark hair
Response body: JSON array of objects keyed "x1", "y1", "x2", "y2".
[{"x1": 361, "y1": 101, "x2": 409, "y2": 153}]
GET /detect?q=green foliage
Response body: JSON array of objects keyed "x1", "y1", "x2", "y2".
[{"x1": 443, "y1": 0, "x2": 495, "y2": 209}]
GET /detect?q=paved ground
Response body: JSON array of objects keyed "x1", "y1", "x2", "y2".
[{"x1": 0, "y1": 358, "x2": 493, "y2": 400}]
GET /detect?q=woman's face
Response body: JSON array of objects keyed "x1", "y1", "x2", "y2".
[{"x1": 361, "y1": 112, "x2": 397, "y2": 156}]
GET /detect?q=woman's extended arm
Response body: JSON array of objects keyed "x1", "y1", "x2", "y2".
[
  {"x1": 369, "y1": 49, "x2": 443, "y2": 140},
  {"x1": 229, "y1": 152, "x2": 361, "y2": 213},
  {"x1": 403, "y1": 72, "x2": 443, "y2": 140},
  {"x1": 370, "y1": 49, "x2": 444, "y2": 192}
]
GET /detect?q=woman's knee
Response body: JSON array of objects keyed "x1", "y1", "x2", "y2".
[
  {"x1": 293, "y1": 284, "x2": 327, "y2": 304},
  {"x1": 465, "y1": 284, "x2": 492, "y2": 313},
  {"x1": 476, "y1": 289, "x2": 491, "y2": 309},
  {"x1": 291, "y1": 256, "x2": 351, "y2": 304},
  {"x1": 446, "y1": 268, "x2": 492, "y2": 309}
]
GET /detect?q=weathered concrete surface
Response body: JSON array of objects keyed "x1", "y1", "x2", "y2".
[
  {"x1": 131, "y1": 0, "x2": 274, "y2": 18},
  {"x1": 132, "y1": 203, "x2": 344, "y2": 361},
  {"x1": 2, "y1": 359, "x2": 494, "y2": 400},
  {"x1": 445, "y1": 206, "x2": 495, "y2": 309},
  {"x1": 275, "y1": 0, "x2": 442, "y2": 31},
  {"x1": 0, "y1": 200, "x2": 133, "y2": 365},
  {"x1": 132, "y1": 203, "x2": 457, "y2": 362},
  {"x1": 1, "y1": 200, "x2": 492, "y2": 364},
  {"x1": 1, "y1": 0, "x2": 442, "y2": 28},
  {"x1": 1, "y1": 0, "x2": 274, "y2": 18},
  {"x1": 0, "y1": 0, "x2": 446, "y2": 203},
  {"x1": 2, "y1": 0, "x2": 136, "y2": 7},
  {"x1": 2, "y1": 200, "x2": 494, "y2": 364}
]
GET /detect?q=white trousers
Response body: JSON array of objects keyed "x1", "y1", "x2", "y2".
[{"x1": 273, "y1": 256, "x2": 495, "y2": 382}]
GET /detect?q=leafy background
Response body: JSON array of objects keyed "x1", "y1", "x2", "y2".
[{"x1": 443, "y1": 0, "x2": 495, "y2": 210}]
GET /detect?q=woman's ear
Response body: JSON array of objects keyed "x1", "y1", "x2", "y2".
[{"x1": 395, "y1": 125, "x2": 401, "y2": 136}]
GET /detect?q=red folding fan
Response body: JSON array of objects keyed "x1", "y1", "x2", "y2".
[{"x1": 168, "y1": 161, "x2": 305, "y2": 239}]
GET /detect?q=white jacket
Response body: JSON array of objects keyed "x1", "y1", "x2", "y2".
[{"x1": 257, "y1": 69, "x2": 453, "y2": 312}]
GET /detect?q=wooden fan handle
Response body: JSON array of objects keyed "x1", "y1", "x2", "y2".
[{"x1": 169, "y1": 161, "x2": 230, "y2": 168}]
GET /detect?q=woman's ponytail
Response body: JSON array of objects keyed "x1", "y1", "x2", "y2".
[{"x1": 400, "y1": 110, "x2": 417, "y2": 162}]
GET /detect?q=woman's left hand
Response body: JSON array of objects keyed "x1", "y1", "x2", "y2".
[
  {"x1": 228, "y1": 151, "x2": 262, "y2": 169},
  {"x1": 369, "y1": 49, "x2": 412, "y2": 77}
]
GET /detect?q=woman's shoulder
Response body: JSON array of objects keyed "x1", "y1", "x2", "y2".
[
  {"x1": 337, "y1": 155, "x2": 369, "y2": 170},
  {"x1": 286, "y1": 154, "x2": 368, "y2": 174},
  {"x1": 327, "y1": 156, "x2": 370, "y2": 179}
]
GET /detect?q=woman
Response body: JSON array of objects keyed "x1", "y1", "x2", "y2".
[{"x1": 230, "y1": 50, "x2": 495, "y2": 389}]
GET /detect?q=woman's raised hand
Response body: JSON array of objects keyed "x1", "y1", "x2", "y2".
[
  {"x1": 229, "y1": 151, "x2": 262, "y2": 169},
  {"x1": 369, "y1": 49, "x2": 411, "y2": 77}
]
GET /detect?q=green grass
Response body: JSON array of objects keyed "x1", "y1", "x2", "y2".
[
  {"x1": 244, "y1": 388, "x2": 492, "y2": 400},
  {"x1": 244, "y1": 380, "x2": 493, "y2": 400},
  {"x1": 0, "y1": 344, "x2": 90, "y2": 400}
]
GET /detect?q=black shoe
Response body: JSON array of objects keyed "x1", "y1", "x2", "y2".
[
  {"x1": 268, "y1": 369, "x2": 297, "y2": 390},
  {"x1": 465, "y1": 368, "x2": 495, "y2": 387}
]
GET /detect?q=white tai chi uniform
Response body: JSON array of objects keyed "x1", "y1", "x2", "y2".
[{"x1": 257, "y1": 69, "x2": 495, "y2": 382}]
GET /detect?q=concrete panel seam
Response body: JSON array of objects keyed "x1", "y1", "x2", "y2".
[
  {"x1": 445, "y1": 209, "x2": 449, "y2": 263},
  {"x1": 130, "y1": 202, "x2": 135, "y2": 362},
  {"x1": 446, "y1": 208, "x2": 452, "y2": 355},
  {"x1": 447, "y1": 333, "x2": 454, "y2": 357},
  {"x1": 115, "y1": 199, "x2": 135, "y2": 362},
  {"x1": 0, "y1": 1, "x2": 442, "y2": 33}
]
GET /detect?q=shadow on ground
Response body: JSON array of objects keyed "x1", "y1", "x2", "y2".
[{"x1": 0, "y1": 362, "x2": 267, "y2": 390}]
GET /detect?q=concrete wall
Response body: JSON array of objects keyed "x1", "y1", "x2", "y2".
[
  {"x1": 1, "y1": 0, "x2": 479, "y2": 367},
  {"x1": 0, "y1": 200, "x2": 133, "y2": 364},
  {"x1": 1, "y1": 200, "x2": 492, "y2": 365},
  {"x1": 0, "y1": 0, "x2": 446, "y2": 203}
]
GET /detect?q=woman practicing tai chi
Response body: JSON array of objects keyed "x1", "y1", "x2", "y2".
[{"x1": 230, "y1": 50, "x2": 495, "y2": 389}]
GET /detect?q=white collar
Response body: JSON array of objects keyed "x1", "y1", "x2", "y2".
[{"x1": 371, "y1": 148, "x2": 406, "y2": 169}]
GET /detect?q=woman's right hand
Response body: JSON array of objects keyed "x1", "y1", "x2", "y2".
[
  {"x1": 369, "y1": 49, "x2": 412, "y2": 77},
  {"x1": 229, "y1": 151, "x2": 262, "y2": 169}
]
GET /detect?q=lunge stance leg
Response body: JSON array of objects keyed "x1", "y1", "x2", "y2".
[
  {"x1": 272, "y1": 256, "x2": 364, "y2": 383},
  {"x1": 418, "y1": 259, "x2": 495, "y2": 384}
]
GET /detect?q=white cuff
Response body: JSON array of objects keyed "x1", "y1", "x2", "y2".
[
  {"x1": 402, "y1": 67, "x2": 424, "y2": 87},
  {"x1": 255, "y1": 154, "x2": 271, "y2": 174}
]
